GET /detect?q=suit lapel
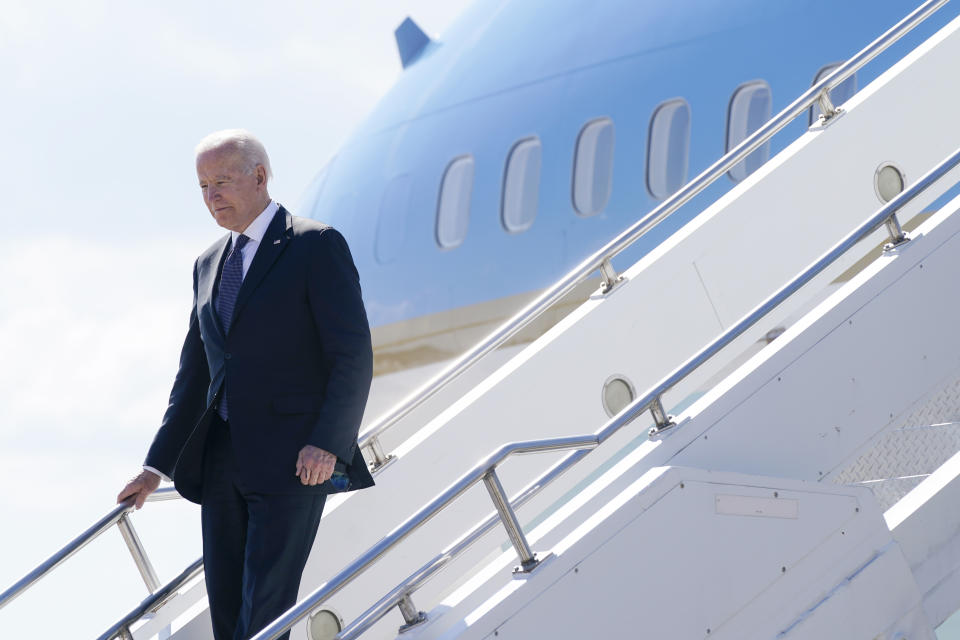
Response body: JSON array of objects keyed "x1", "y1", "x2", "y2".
[
  {"x1": 231, "y1": 207, "x2": 293, "y2": 329},
  {"x1": 199, "y1": 235, "x2": 231, "y2": 342}
]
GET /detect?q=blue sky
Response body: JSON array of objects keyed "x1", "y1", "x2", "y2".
[{"x1": 0, "y1": 2, "x2": 470, "y2": 637}]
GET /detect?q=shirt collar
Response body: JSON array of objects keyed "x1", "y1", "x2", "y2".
[{"x1": 232, "y1": 200, "x2": 279, "y2": 246}]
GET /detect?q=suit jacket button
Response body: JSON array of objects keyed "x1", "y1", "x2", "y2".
[{"x1": 224, "y1": 353, "x2": 232, "y2": 360}]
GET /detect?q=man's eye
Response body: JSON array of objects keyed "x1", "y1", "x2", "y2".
[{"x1": 200, "y1": 185, "x2": 208, "y2": 190}]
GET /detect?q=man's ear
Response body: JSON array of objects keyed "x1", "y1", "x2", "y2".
[{"x1": 256, "y1": 165, "x2": 267, "y2": 186}]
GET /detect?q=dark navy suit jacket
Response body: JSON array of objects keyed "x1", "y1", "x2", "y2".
[{"x1": 144, "y1": 206, "x2": 375, "y2": 504}]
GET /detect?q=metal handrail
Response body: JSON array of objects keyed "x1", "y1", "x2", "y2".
[
  {"x1": 0, "y1": 486, "x2": 179, "y2": 612},
  {"x1": 339, "y1": 446, "x2": 593, "y2": 639},
  {"x1": 253, "y1": 137, "x2": 960, "y2": 640},
  {"x1": 97, "y1": 558, "x2": 205, "y2": 640},
  {"x1": 355, "y1": 0, "x2": 950, "y2": 467},
  {"x1": 249, "y1": 435, "x2": 600, "y2": 640}
]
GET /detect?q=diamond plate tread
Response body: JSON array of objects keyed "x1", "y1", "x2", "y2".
[
  {"x1": 833, "y1": 423, "x2": 960, "y2": 484},
  {"x1": 831, "y1": 370, "x2": 960, "y2": 508},
  {"x1": 895, "y1": 371, "x2": 960, "y2": 427}
]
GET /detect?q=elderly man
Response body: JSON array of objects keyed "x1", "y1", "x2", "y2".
[{"x1": 117, "y1": 129, "x2": 374, "y2": 640}]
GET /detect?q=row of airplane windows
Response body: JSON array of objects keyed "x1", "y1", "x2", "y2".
[{"x1": 378, "y1": 63, "x2": 857, "y2": 260}]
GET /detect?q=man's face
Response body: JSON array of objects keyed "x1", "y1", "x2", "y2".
[{"x1": 196, "y1": 148, "x2": 266, "y2": 232}]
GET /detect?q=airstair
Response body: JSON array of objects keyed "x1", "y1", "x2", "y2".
[{"x1": 4, "y1": 1, "x2": 960, "y2": 639}]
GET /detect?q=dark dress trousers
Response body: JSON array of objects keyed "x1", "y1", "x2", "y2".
[{"x1": 143, "y1": 206, "x2": 374, "y2": 640}]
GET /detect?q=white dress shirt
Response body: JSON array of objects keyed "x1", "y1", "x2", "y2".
[
  {"x1": 230, "y1": 199, "x2": 279, "y2": 279},
  {"x1": 144, "y1": 201, "x2": 280, "y2": 483}
]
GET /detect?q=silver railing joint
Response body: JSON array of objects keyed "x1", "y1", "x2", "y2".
[
  {"x1": 482, "y1": 470, "x2": 540, "y2": 573},
  {"x1": 117, "y1": 512, "x2": 162, "y2": 593},
  {"x1": 816, "y1": 87, "x2": 841, "y2": 124},
  {"x1": 883, "y1": 213, "x2": 910, "y2": 250},
  {"x1": 365, "y1": 436, "x2": 395, "y2": 472},
  {"x1": 647, "y1": 395, "x2": 676, "y2": 437},
  {"x1": 599, "y1": 257, "x2": 621, "y2": 293},
  {"x1": 396, "y1": 593, "x2": 428, "y2": 633}
]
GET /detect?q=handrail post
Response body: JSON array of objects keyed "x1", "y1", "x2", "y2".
[
  {"x1": 482, "y1": 469, "x2": 540, "y2": 573},
  {"x1": 816, "y1": 87, "x2": 840, "y2": 124},
  {"x1": 599, "y1": 258, "x2": 621, "y2": 293},
  {"x1": 365, "y1": 435, "x2": 394, "y2": 471},
  {"x1": 883, "y1": 212, "x2": 909, "y2": 250},
  {"x1": 116, "y1": 513, "x2": 161, "y2": 593},
  {"x1": 647, "y1": 395, "x2": 676, "y2": 437},
  {"x1": 396, "y1": 593, "x2": 427, "y2": 633}
]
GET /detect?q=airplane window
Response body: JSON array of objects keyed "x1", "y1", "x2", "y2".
[
  {"x1": 726, "y1": 81, "x2": 772, "y2": 183},
  {"x1": 376, "y1": 174, "x2": 412, "y2": 264},
  {"x1": 809, "y1": 63, "x2": 858, "y2": 125},
  {"x1": 646, "y1": 99, "x2": 691, "y2": 200},
  {"x1": 436, "y1": 155, "x2": 474, "y2": 249},
  {"x1": 502, "y1": 137, "x2": 542, "y2": 233},
  {"x1": 573, "y1": 117, "x2": 615, "y2": 217}
]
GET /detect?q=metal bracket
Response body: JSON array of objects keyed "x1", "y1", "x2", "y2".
[
  {"x1": 647, "y1": 396, "x2": 676, "y2": 438},
  {"x1": 817, "y1": 87, "x2": 840, "y2": 123},
  {"x1": 365, "y1": 436, "x2": 396, "y2": 473},
  {"x1": 883, "y1": 213, "x2": 911, "y2": 251},
  {"x1": 599, "y1": 258, "x2": 622, "y2": 294},
  {"x1": 397, "y1": 593, "x2": 428, "y2": 633},
  {"x1": 512, "y1": 551, "x2": 554, "y2": 577},
  {"x1": 808, "y1": 87, "x2": 845, "y2": 131}
]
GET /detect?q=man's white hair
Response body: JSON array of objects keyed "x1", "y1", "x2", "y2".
[{"x1": 195, "y1": 129, "x2": 273, "y2": 180}]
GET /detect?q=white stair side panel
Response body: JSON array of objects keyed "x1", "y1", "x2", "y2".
[
  {"x1": 418, "y1": 468, "x2": 930, "y2": 640},
  {"x1": 888, "y1": 448, "x2": 960, "y2": 627},
  {"x1": 670, "y1": 193, "x2": 960, "y2": 485}
]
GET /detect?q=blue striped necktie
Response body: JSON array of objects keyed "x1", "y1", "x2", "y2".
[{"x1": 217, "y1": 233, "x2": 249, "y2": 421}]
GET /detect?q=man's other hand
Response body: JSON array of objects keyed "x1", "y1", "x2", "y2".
[
  {"x1": 296, "y1": 445, "x2": 336, "y2": 486},
  {"x1": 117, "y1": 470, "x2": 161, "y2": 509}
]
